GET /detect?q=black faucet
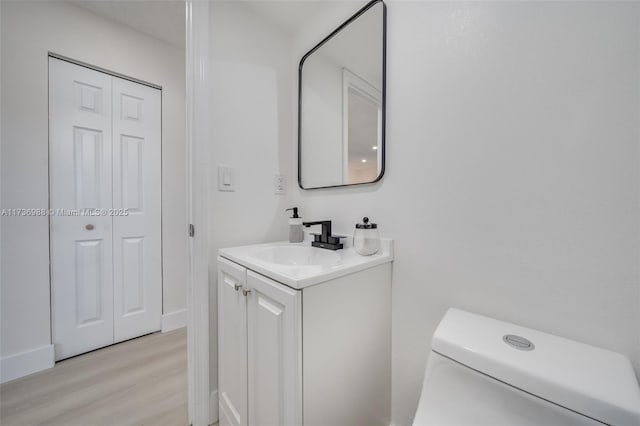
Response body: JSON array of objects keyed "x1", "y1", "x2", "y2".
[{"x1": 302, "y1": 220, "x2": 344, "y2": 250}]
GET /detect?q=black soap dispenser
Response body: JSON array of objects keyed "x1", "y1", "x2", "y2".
[{"x1": 286, "y1": 207, "x2": 304, "y2": 243}]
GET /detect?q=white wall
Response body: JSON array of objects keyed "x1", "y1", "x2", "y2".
[
  {"x1": 291, "y1": 1, "x2": 640, "y2": 425},
  {"x1": 0, "y1": 1, "x2": 187, "y2": 364},
  {"x1": 207, "y1": 1, "x2": 293, "y2": 415}
]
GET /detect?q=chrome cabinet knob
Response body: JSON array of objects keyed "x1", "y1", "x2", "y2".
[
  {"x1": 242, "y1": 288, "x2": 252, "y2": 297},
  {"x1": 234, "y1": 283, "x2": 242, "y2": 291},
  {"x1": 85, "y1": 224, "x2": 95, "y2": 230}
]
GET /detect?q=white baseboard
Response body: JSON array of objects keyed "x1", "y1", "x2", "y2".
[
  {"x1": 1, "y1": 344, "x2": 55, "y2": 384},
  {"x1": 209, "y1": 390, "x2": 219, "y2": 425},
  {"x1": 162, "y1": 309, "x2": 188, "y2": 333}
]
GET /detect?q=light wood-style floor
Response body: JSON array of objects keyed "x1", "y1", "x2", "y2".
[{"x1": 0, "y1": 328, "x2": 188, "y2": 426}]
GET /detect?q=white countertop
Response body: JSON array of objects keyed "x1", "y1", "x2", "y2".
[{"x1": 218, "y1": 238, "x2": 394, "y2": 289}]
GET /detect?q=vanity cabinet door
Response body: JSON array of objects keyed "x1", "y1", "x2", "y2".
[
  {"x1": 218, "y1": 257, "x2": 248, "y2": 426},
  {"x1": 246, "y1": 271, "x2": 302, "y2": 426}
]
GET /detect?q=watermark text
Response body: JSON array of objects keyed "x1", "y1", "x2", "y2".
[{"x1": 1, "y1": 208, "x2": 130, "y2": 217}]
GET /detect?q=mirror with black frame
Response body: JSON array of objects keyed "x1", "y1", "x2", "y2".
[{"x1": 298, "y1": 0, "x2": 386, "y2": 189}]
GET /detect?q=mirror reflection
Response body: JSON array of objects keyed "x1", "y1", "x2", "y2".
[{"x1": 299, "y1": 0, "x2": 386, "y2": 189}]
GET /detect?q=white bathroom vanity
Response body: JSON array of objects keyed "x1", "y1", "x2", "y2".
[{"x1": 217, "y1": 240, "x2": 393, "y2": 426}]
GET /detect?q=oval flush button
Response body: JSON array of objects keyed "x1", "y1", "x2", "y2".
[{"x1": 503, "y1": 334, "x2": 535, "y2": 351}]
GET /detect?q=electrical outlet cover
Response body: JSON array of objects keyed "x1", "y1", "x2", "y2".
[{"x1": 274, "y1": 174, "x2": 287, "y2": 194}]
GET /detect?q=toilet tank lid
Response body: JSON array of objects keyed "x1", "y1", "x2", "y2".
[{"x1": 431, "y1": 309, "x2": 640, "y2": 426}]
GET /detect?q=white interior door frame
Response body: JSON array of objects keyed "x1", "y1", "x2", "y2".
[
  {"x1": 341, "y1": 68, "x2": 383, "y2": 181},
  {"x1": 186, "y1": 1, "x2": 212, "y2": 425}
]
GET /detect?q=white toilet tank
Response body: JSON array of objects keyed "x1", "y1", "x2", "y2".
[{"x1": 413, "y1": 309, "x2": 640, "y2": 426}]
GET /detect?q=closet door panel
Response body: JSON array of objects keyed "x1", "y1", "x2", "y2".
[
  {"x1": 112, "y1": 77, "x2": 162, "y2": 343},
  {"x1": 49, "y1": 58, "x2": 114, "y2": 360}
]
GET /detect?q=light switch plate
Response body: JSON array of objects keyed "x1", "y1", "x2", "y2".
[
  {"x1": 218, "y1": 165, "x2": 235, "y2": 192},
  {"x1": 274, "y1": 174, "x2": 287, "y2": 194}
]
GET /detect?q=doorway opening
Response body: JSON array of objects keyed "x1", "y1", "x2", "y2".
[{"x1": 0, "y1": 1, "x2": 189, "y2": 424}]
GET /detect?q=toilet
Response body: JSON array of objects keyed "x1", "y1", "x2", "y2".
[{"x1": 413, "y1": 309, "x2": 640, "y2": 426}]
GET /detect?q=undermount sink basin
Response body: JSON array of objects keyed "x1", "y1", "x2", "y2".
[
  {"x1": 250, "y1": 246, "x2": 341, "y2": 267},
  {"x1": 219, "y1": 240, "x2": 393, "y2": 289}
]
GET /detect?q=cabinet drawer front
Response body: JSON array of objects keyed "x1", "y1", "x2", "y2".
[
  {"x1": 218, "y1": 257, "x2": 248, "y2": 426},
  {"x1": 246, "y1": 271, "x2": 302, "y2": 426}
]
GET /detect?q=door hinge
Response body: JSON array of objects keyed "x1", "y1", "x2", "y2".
[{"x1": 189, "y1": 224, "x2": 195, "y2": 237}]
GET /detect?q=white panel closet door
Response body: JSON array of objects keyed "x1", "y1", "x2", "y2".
[
  {"x1": 49, "y1": 58, "x2": 115, "y2": 360},
  {"x1": 112, "y1": 77, "x2": 162, "y2": 343},
  {"x1": 50, "y1": 58, "x2": 162, "y2": 359}
]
